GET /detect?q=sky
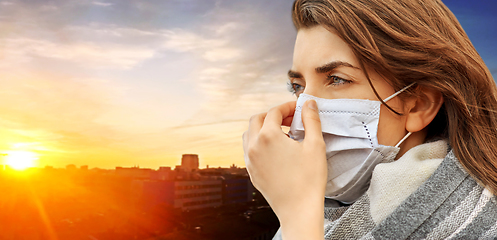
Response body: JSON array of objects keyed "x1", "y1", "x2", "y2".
[{"x1": 0, "y1": 0, "x2": 495, "y2": 169}]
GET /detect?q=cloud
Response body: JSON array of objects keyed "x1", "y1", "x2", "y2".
[
  {"x1": 0, "y1": 74, "x2": 113, "y2": 126},
  {"x1": 200, "y1": 67, "x2": 230, "y2": 78},
  {"x1": 0, "y1": 0, "x2": 298, "y2": 168},
  {"x1": 0, "y1": 23, "x2": 244, "y2": 69},
  {"x1": 92, "y1": 1, "x2": 113, "y2": 7},
  {"x1": 0, "y1": 37, "x2": 156, "y2": 69},
  {"x1": 149, "y1": 7, "x2": 296, "y2": 126},
  {"x1": 62, "y1": 24, "x2": 164, "y2": 43},
  {"x1": 0, "y1": 73, "x2": 121, "y2": 153},
  {"x1": 211, "y1": 22, "x2": 244, "y2": 35},
  {"x1": 202, "y1": 47, "x2": 242, "y2": 62},
  {"x1": 0, "y1": 69, "x2": 189, "y2": 167},
  {"x1": 40, "y1": 5, "x2": 58, "y2": 11},
  {"x1": 160, "y1": 20, "x2": 251, "y2": 62},
  {"x1": 162, "y1": 29, "x2": 226, "y2": 53}
]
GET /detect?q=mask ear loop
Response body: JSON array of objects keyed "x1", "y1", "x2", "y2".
[
  {"x1": 395, "y1": 132, "x2": 412, "y2": 148},
  {"x1": 383, "y1": 82, "x2": 417, "y2": 103},
  {"x1": 384, "y1": 82, "x2": 416, "y2": 148}
]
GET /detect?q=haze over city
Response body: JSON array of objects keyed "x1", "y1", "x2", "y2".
[{"x1": 0, "y1": 0, "x2": 495, "y2": 170}]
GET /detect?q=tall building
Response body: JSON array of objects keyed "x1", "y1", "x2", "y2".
[
  {"x1": 174, "y1": 180, "x2": 222, "y2": 210},
  {"x1": 181, "y1": 154, "x2": 199, "y2": 172},
  {"x1": 132, "y1": 179, "x2": 223, "y2": 211}
]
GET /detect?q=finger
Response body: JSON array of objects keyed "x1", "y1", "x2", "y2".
[
  {"x1": 301, "y1": 100, "x2": 324, "y2": 143},
  {"x1": 262, "y1": 101, "x2": 296, "y2": 131},
  {"x1": 242, "y1": 131, "x2": 249, "y2": 152},
  {"x1": 242, "y1": 131, "x2": 252, "y2": 168},
  {"x1": 248, "y1": 112, "x2": 266, "y2": 140},
  {"x1": 282, "y1": 116, "x2": 294, "y2": 127}
]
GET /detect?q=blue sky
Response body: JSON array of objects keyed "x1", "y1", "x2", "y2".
[
  {"x1": 0, "y1": 0, "x2": 494, "y2": 169},
  {"x1": 445, "y1": 0, "x2": 497, "y2": 76}
]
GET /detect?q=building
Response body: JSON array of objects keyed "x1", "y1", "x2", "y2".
[
  {"x1": 66, "y1": 164, "x2": 77, "y2": 170},
  {"x1": 131, "y1": 180, "x2": 175, "y2": 207},
  {"x1": 127, "y1": 155, "x2": 253, "y2": 211},
  {"x1": 133, "y1": 179, "x2": 223, "y2": 211},
  {"x1": 223, "y1": 178, "x2": 253, "y2": 205},
  {"x1": 197, "y1": 166, "x2": 255, "y2": 205},
  {"x1": 156, "y1": 166, "x2": 175, "y2": 181},
  {"x1": 174, "y1": 180, "x2": 222, "y2": 210},
  {"x1": 181, "y1": 154, "x2": 199, "y2": 172},
  {"x1": 115, "y1": 166, "x2": 154, "y2": 179}
]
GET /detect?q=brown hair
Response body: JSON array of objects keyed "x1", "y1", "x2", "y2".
[{"x1": 292, "y1": 0, "x2": 497, "y2": 193}]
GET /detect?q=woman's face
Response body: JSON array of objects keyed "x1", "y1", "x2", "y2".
[{"x1": 289, "y1": 25, "x2": 408, "y2": 147}]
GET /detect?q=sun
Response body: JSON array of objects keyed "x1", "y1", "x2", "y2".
[{"x1": 4, "y1": 151, "x2": 38, "y2": 170}]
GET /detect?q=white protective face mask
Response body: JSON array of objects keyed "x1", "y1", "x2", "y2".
[{"x1": 289, "y1": 83, "x2": 415, "y2": 204}]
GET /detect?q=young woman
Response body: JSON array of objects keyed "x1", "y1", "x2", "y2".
[{"x1": 243, "y1": 0, "x2": 497, "y2": 239}]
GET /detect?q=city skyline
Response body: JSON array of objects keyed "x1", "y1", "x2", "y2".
[
  {"x1": 0, "y1": 0, "x2": 495, "y2": 170},
  {"x1": 0, "y1": 150, "x2": 272, "y2": 240},
  {"x1": 0, "y1": 155, "x2": 242, "y2": 170}
]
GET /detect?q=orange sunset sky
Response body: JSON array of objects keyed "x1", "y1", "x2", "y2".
[
  {"x1": 0, "y1": 0, "x2": 297, "y2": 169},
  {"x1": 0, "y1": 0, "x2": 495, "y2": 169}
]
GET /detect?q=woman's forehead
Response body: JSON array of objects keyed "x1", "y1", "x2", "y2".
[{"x1": 292, "y1": 26, "x2": 360, "y2": 73}]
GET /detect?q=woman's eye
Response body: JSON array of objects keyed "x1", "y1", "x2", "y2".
[
  {"x1": 287, "y1": 81, "x2": 305, "y2": 95},
  {"x1": 291, "y1": 83, "x2": 305, "y2": 95},
  {"x1": 327, "y1": 75, "x2": 352, "y2": 86}
]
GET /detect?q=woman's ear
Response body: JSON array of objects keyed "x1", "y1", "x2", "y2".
[{"x1": 405, "y1": 86, "x2": 444, "y2": 133}]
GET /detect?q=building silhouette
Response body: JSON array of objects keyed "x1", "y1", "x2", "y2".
[
  {"x1": 0, "y1": 154, "x2": 277, "y2": 240},
  {"x1": 181, "y1": 154, "x2": 199, "y2": 172},
  {"x1": 119, "y1": 154, "x2": 255, "y2": 211}
]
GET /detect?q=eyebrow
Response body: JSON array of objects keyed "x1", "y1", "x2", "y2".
[
  {"x1": 316, "y1": 61, "x2": 359, "y2": 73},
  {"x1": 287, "y1": 70, "x2": 302, "y2": 79},
  {"x1": 288, "y1": 60, "x2": 359, "y2": 78}
]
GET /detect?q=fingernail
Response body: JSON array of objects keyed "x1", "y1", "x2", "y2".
[{"x1": 307, "y1": 100, "x2": 317, "y2": 110}]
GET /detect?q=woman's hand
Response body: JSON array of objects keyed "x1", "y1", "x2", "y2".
[{"x1": 243, "y1": 100, "x2": 327, "y2": 240}]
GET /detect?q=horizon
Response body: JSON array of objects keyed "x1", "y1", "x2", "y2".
[
  {"x1": 0, "y1": 0, "x2": 495, "y2": 170},
  {"x1": 0, "y1": 161, "x2": 245, "y2": 171}
]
